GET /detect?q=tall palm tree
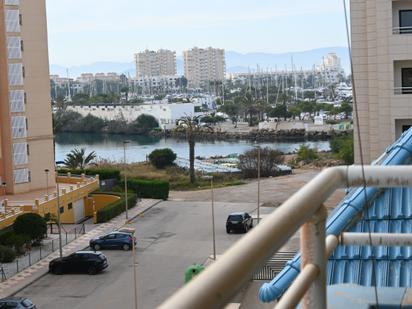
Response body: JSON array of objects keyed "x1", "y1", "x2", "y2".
[
  {"x1": 64, "y1": 148, "x2": 96, "y2": 169},
  {"x1": 178, "y1": 116, "x2": 212, "y2": 184},
  {"x1": 241, "y1": 92, "x2": 258, "y2": 126}
]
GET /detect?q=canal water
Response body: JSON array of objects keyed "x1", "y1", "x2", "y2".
[{"x1": 55, "y1": 132, "x2": 330, "y2": 163}]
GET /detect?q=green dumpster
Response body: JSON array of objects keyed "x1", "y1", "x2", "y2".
[{"x1": 185, "y1": 264, "x2": 205, "y2": 283}]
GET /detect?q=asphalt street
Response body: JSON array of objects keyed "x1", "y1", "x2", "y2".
[{"x1": 17, "y1": 200, "x2": 272, "y2": 309}]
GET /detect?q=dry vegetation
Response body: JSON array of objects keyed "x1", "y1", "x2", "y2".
[{"x1": 96, "y1": 160, "x2": 245, "y2": 191}]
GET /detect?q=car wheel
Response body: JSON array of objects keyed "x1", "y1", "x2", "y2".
[
  {"x1": 88, "y1": 266, "x2": 97, "y2": 275},
  {"x1": 123, "y1": 244, "x2": 130, "y2": 251},
  {"x1": 244, "y1": 225, "x2": 248, "y2": 233},
  {"x1": 93, "y1": 244, "x2": 100, "y2": 251},
  {"x1": 52, "y1": 266, "x2": 62, "y2": 275},
  {"x1": 226, "y1": 228, "x2": 230, "y2": 234},
  {"x1": 250, "y1": 221, "x2": 253, "y2": 228}
]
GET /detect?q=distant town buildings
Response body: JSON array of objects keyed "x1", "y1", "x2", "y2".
[
  {"x1": 315, "y1": 53, "x2": 345, "y2": 85},
  {"x1": 67, "y1": 102, "x2": 198, "y2": 130},
  {"x1": 134, "y1": 49, "x2": 176, "y2": 78},
  {"x1": 351, "y1": 0, "x2": 412, "y2": 163},
  {"x1": 183, "y1": 47, "x2": 226, "y2": 88},
  {"x1": 1, "y1": 0, "x2": 55, "y2": 193}
]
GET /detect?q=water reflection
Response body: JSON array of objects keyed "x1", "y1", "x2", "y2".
[{"x1": 55, "y1": 132, "x2": 331, "y2": 163}]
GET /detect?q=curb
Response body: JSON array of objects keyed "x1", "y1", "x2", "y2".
[{"x1": 6, "y1": 199, "x2": 163, "y2": 298}]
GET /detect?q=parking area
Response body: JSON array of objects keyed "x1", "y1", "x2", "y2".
[{"x1": 16, "y1": 200, "x2": 272, "y2": 309}]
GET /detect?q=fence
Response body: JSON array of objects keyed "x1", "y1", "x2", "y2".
[{"x1": 0, "y1": 223, "x2": 86, "y2": 280}]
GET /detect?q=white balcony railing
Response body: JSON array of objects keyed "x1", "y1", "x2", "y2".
[
  {"x1": 159, "y1": 166, "x2": 412, "y2": 309},
  {"x1": 394, "y1": 86, "x2": 412, "y2": 95},
  {"x1": 393, "y1": 26, "x2": 412, "y2": 34}
]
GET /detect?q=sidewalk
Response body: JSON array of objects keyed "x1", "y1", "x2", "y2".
[{"x1": 0, "y1": 198, "x2": 162, "y2": 298}]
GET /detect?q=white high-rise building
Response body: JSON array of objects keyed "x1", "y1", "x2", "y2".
[
  {"x1": 351, "y1": 0, "x2": 412, "y2": 163},
  {"x1": 183, "y1": 47, "x2": 225, "y2": 89},
  {"x1": 134, "y1": 49, "x2": 176, "y2": 78},
  {"x1": 315, "y1": 53, "x2": 345, "y2": 85}
]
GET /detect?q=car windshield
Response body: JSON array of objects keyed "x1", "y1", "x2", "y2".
[
  {"x1": 22, "y1": 299, "x2": 33, "y2": 307},
  {"x1": 228, "y1": 215, "x2": 243, "y2": 221}
]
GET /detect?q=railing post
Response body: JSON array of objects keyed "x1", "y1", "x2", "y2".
[{"x1": 300, "y1": 205, "x2": 327, "y2": 309}]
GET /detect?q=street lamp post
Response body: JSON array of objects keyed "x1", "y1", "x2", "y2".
[
  {"x1": 44, "y1": 169, "x2": 49, "y2": 197},
  {"x1": 132, "y1": 229, "x2": 138, "y2": 309},
  {"x1": 123, "y1": 140, "x2": 130, "y2": 220},
  {"x1": 55, "y1": 172, "x2": 63, "y2": 258},
  {"x1": 202, "y1": 175, "x2": 216, "y2": 261},
  {"x1": 254, "y1": 146, "x2": 261, "y2": 224}
]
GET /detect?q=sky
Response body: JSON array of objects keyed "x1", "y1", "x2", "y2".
[{"x1": 46, "y1": 0, "x2": 348, "y2": 66}]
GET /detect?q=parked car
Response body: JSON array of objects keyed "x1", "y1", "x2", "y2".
[
  {"x1": 49, "y1": 251, "x2": 108, "y2": 275},
  {"x1": 89, "y1": 232, "x2": 136, "y2": 251},
  {"x1": 0, "y1": 297, "x2": 36, "y2": 309},
  {"x1": 226, "y1": 212, "x2": 253, "y2": 233}
]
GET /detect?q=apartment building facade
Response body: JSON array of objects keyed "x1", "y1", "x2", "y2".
[
  {"x1": 135, "y1": 49, "x2": 176, "y2": 78},
  {"x1": 0, "y1": 0, "x2": 55, "y2": 193},
  {"x1": 183, "y1": 47, "x2": 225, "y2": 89},
  {"x1": 351, "y1": 0, "x2": 412, "y2": 163}
]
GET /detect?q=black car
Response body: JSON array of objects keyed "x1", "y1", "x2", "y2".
[
  {"x1": 89, "y1": 232, "x2": 136, "y2": 251},
  {"x1": 0, "y1": 297, "x2": 36, "y2": 309},
  {"x1": 226, "y1": 212, "x2": 253, "y2": 233},
  {"x1": 49, "y1": 251, "x2": 108, "y2": 275}
]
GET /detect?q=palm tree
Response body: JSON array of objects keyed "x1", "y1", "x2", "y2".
[
  {"x1": 241, "y1": 93, "x2": 258, "y2": 126},
  {"x1": 64, "y1": 148, "x2": 96, "y2": 169},
  {"x1": 178, "y1": 116, "x2": 212, "y2": 184}
]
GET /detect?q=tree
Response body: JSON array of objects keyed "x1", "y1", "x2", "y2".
[
  {"x1": 132, "y1": 114, "x2": 159, "y2": 133},
  {"x1": 54, "y1": 96, "x2": 67, "y2": 112},
  {"x1": 339, "y1": 102, "x2": 352, "y2": 119},
  {"x1": 120, "y1": 86, "x2": 129, "y2": 102},
  {"x1": 64, "y1": 148, "x2": 96, "y2": 169},
  {"x1": 296, "y1": 145, "x2": 318, "y2": 163},
  {"x1": 240, "y1": 93, "x2": 258, "y2": 126},
  {"x1": 149, "y1": 148, "x2": 177, "y2": 169},
  {"x1": 238, "y1": 147, "x2": 284, "y2": 178},
  {"x1": 177, "y1": 116, "x2": 212, "y2": 184},
  {"x1": 219, "y1": 100, "x2": 241, "y2": 127},
  {"x1": 13, "y1": 213, "x2": 47, "y2": 242}
]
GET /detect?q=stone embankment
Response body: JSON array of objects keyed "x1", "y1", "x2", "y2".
[{"x1": 151, "y1": 128, "x2": 352, "y2": 142}]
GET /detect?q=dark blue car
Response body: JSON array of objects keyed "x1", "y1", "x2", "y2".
[{"x1": 90, "y1": 232, "x2": 135, "y2": 251}]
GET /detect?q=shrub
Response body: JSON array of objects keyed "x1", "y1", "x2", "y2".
[
  {"x1": 148, "y1": 148, "x2": 177, "y2": 169},
  {"x1": 127, "y1": 179, "x2": 169, "y2": 200},
  {"x1": 238, "y1": 147, "x2": 284, "y2": 178},
  {"x1": 0, "y1": 245, "x2": 16, "y2": 263},
  {"x1": 57, "y1": 167, "x2": 121, "y2": 180},
  {"x1": 13, "y1": 213, "x2": 47, "y2": 242},
  {"x1": 96, "y1": 193, "x2": 137, "y2": 223},
  {"x1": 296, "y1": 145, "x2": 319, "y2": 163},
  {"x1": 330, "y1": 135, "x2": 354, "y2": 164},
  {"x1": 85, "y1": 168, "x2": 121, "y2": 180}
]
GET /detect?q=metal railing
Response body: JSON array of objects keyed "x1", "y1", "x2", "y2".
[
  {"x1": 394, "y1": 86, "x2": 412, "y2": 95},
  {"x1": 159, "y1": 165, "x2": 412, "y2": 309},
  {"x1": 0, "y1": 223, "x2": 86, "y2": 281},
  {"x1": 393, "y1": 26, "x2": 412, "y2": 34}
]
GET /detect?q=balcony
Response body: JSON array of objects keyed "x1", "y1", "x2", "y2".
[
  {"x1": 392, "y1": 1, "x2": 412, "y2": 34},
  {"x1": 393, "y1": 60, "x2": 412, "y2": 94}
]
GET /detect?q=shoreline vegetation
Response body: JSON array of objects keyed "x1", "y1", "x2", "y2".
[{"x1": 54, "y1": 110, "x2": 351, "y2": 142}]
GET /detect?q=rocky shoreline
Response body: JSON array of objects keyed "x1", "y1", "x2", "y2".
[{"x1": 151, "y1": 128, "x2": 352, "y2": 142}]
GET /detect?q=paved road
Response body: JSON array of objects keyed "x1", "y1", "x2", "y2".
[{"x1": 17, "y1": 200, "x2": 272, "y2": 309}]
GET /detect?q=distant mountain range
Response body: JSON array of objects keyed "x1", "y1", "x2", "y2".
[{"x1": 50, "y1": 47, "x2": 349, "y2": 78}]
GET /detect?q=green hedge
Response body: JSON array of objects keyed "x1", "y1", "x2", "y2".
[
  {"x1": 57, "y1": 167, "x2": 121, "y2": 180},
  {"x1": 96, "y1": 193, "x2": 138, "y2": 223},
  {"x1": 0, "y1": 245, "x2": 16, "y2": 263},
  {"x1": 127, "y1": 179, "x2": 169, "y2": 200}
]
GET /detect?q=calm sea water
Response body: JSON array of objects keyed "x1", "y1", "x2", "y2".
[{"x1": 54, "y1": 132, "x2": 330, "y2": 163}]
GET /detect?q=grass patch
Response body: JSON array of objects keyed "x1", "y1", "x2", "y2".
[{"x1": 96, "y1": 161, "x2": 245, "y2": 191}]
